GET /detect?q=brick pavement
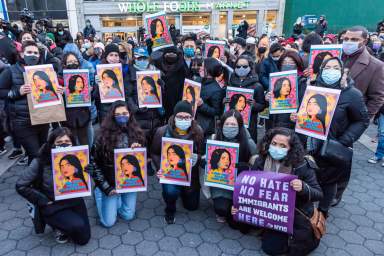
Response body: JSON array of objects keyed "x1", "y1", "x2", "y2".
[{"x1": 0, "y1": 142, "x2": 383, "y2": 256}]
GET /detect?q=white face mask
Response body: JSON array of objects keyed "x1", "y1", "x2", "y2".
[{"x1": 342, "y1": 41, "x2": 360, "y2": 55}]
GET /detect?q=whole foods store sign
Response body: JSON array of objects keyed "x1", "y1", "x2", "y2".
[{"x1": 118, "y1": 1, "x2": 251, "y2": 13}]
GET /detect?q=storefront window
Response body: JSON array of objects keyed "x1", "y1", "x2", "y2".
[
  {"x1": 181, "y1": 13, "x2": 210, "y2": 34},
  {"x1": 218, "y1": 12, "x2": 227, "y2": 38},
  {"x1": 101, "y1": 16, "x2": 143, "y2": 28},
  {"x1": 266, "y1": 10, "x2": 278, "y2": 31},
  {"x1": 232, "y1": 11, "x2": 257, "y2": 37}
]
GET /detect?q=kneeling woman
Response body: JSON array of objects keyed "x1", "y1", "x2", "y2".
[
  {"x1": 151, "y1": 101, "x2": 204, "y2": 224},
  {"x1": 89, "y1": 101, "x2": 145, "y2": 227},
  {"x1": 16, "y1": 127, "x2": 90, "y2": 245},
  {"x1": 232, "y1": 127, "x2": 323, "y2": 256}
]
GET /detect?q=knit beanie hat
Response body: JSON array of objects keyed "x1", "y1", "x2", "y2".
[
  {"x1": 104, "y1": 43, "x2": 119, "y2": 57},
  {"x1": 46, "y1": 33, "x2": 55, "y2": 42},
  {"x1": 173, "y1": 100, "x2": 193, "y2": 116}
]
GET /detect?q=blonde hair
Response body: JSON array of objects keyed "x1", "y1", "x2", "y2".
[{"x1": 118, "y1": 42, "x2": 133, "y2": 65}]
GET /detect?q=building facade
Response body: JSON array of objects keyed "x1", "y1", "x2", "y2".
[{"x1": 72, "y1": 0, "x2": 286, "y2": 41}]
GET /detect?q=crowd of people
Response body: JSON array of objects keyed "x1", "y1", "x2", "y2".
[{"x1": 0, "y1": 12, "x2": 383, "y2": 255}]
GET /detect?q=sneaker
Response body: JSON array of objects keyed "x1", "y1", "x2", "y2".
[
  {"x1": 8, "y1": 149, "x2": 23, "y2": 159},
  {"x1": 54, "y1": 230, "x2": 68, "y2": 244},
  {"x1": 164, "y1": 214, "x2": 175, "y2": 225},
  {"x1": 0, "y1": 148, "x2": 7, "y2": 156},
  {"x1": 16, "y1": 156, "x2": 28, "y2": 166},
  {"x1": 368, "y1": 156, "x2": 381, "y2": 164},
  {"x1": 216, "y1": 215, "x2": 226, "y2": 223}
]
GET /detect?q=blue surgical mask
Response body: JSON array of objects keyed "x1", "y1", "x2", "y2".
[
  {"x1": 342, "y1": 41, "x2": 360, "y2": 55},
  {"x1": 58, "y1": 31, "x2": 64, "y2": 36},
  {"x1": 115, "y1": 115, "x2": 129, "y2": 126},
  {"x1": 272, "y1": 56, "x2": 280, "y2": 61},
  {"x1": 175, "y1": 118, "x2": 192, "y2": 131},
  {"x1": 268, "y1": 145, "x2": 288, "y2": 160},
  {"x1": 135, "y1": 59, "x2": 149, "y2": 70},
  {"x1": 183, "y1": 47, "x2": 195, "y2": 58},
  {"x1": 321, "y1": 69, "x2": 341, "y2": 85},
  {"x1": 235, "y1": 67, "x2": 251, "y2": 77},
  {"x1": 281, "y1": 64, "x2": 297, "y2": 71},
  {"x1": 223, "y1": 125, "x2": 239, "y2": 139}
]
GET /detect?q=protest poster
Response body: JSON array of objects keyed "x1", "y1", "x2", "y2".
[
  {"x1": 204, "y1": 140, "x2": 239, "y2": 191},
  {"x1": 63, "y1": 69, "x2": 91, "y2": 107},
  {"x1": 114, "y1": 148, "x2": 147, "y2": 193},
  {"x1": 25, "y1": 64, "x2": 62, "y2": 109},
  {"x1": 269, "y1": 70, "x2": 298, "y2": 114},
  {"x1": 205, "y1": 40, "x2": 226, "y2": 59},
  {"x1": 233, "y1": 171, "x2": 297, "y2": 234},
  {"x1": 295, "y1": 85, "x2": 341, "y2": 140},
  {"x1": 226, "y1": 86, "x2": 254, "y2": 128},
  {"x1": 145, "y1": 11, "x2": 173, "y2": 51},
  {"x1": 136, "y1": 70, "x2": 162, "y2": 108},
  {"x1": 259, "y1": 107, "x2": 270, "y2": 119},
  {"x1": 160, "y1": 137, "x2": 193, "y2": 186},
  {"x1": 182, "y1": 79, "x2": 201, "y2": 117},
  {"x1": 309, "y1": 44, "x2": 342, "y2": 80},
  {"x1": 51, "y1": 145, "x2": 91, "y2": 201},
  {"x1": 96, "y1": 63, "x2": 125, "y2": 103}
]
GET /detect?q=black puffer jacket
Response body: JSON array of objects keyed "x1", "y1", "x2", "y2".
[
  {"x1": 54, "y1": 30, "x2": 73, "y2": 49},
  {"x1": 229, "y1": 73, "x2": 266, "y2": 141},
  {"x1": 252, "y1": 156, "x2": 323, "y2": 217},
  {"x1": 196, "y1": 78, "x2": 225, "y2": 136},
  {"x1": 16, "y1": 157, "x2": 84, "y2": 215}
]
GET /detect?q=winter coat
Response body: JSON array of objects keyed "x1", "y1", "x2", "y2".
[
  {"x1": 51, "y1": 46, "x2": 64, "y2": 60},
  {"x1": 0, "y1": 34, "x2": 17, "y2": 65},
  {"x1": 315, "y1": 20, "x2": 327, "y2": 37},
  {"x1": 259, "y1": 55, "x2": 279, "y2": 90},
  {"x1": 196, "y1": 78, "x2": 225, "y2": 136},
  {"x1": 55, "y1": 30, "x2": 73, "y2": 49},
  {"x1": 342, "y1": 47, "x2": 384, "y2": 119},
  {"x1": 228, "y1": 73, "x2": 266, "y2": 142},
  {"x1": 83, "y1": 25, "x2": 96, "y2": 39}
]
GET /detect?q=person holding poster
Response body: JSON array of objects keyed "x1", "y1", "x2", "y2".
[
  {"x1": 232, "y1": 127, "x2": 323, "y2": 255},
  {"x1": 88, "y1": 101, "x2": 145, "y2": 227},
  {"x1": 228, "y1": 55, "x2": 266, "y2": 142},
  {"x1": 95, "y1": 43, "x2": 129, "y2": 122},
  {"x1": 0, "y1": 41, "x2": 63, "y2": 164},
  {"x1": 145, "y1": 12, "x2": 173, "y2": 50},
  {"x1": 151, "y1": 101, "x2": 204, "y2": 224},
  {"x1": 59, "y1": 52, "x2": 92, "y2": 146},
  {"x1": 207, "y1": 110, "x2": 256, "y2": 227},
  {"x1": 16, "y1": 127, "x2": 90, "y2": 245},
  {"x1": 300, "y1": 57, "x2": 368, "y2": 216}
]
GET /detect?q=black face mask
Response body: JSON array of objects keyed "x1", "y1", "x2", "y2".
[
  {"x1": 119, "y1": 52, "x2": 127, "y2": 60},
  {"x1": 258, "y1": 47, "x2": 267, "y2": 54},
  {"x1": 164, "y1": 53, "x2": 178, "y2": 64},
  {"x1": 53, "y1": 143, "x2": 72, "y2": 148},
  {"x1": 66, "y1": 63, "x2": 79, "y2": 69},
  {"x1": 24, "y1": 55, "x2": 39, "y2": 66}
]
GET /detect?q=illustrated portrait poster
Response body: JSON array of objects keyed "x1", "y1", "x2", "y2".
[
  {"x1": 182, "y1": 79, "x2": 201, "y2": 118},
  {"x1": 136, "y1": 70, "x2": 162, "y2": 108},
  {"x1": 205, "y1": 40, "x2": 226, "y2": 59},
  {"x1": 51, "y1": 145, "x2": 91, "y2": 201},
  {"x1": 114, "y1": 148, "x2": 147, "y2": 193},
  {"x1": 63, "y1": 69, "x2": 91, "y2": 107},
  {"x1": 225, "y1": 86, "x2": 254, "y2": 128},
  {"x1": 145, "y1": 11, "x2": 173, "y2": 51},
  {"x1": 204, "y1": 140, "x2": 239, "y2": 191},
  {"x1": 160, "y1": 137, "x2": 194, "y2": 187},
  {"x1": 309, "y1": 44, "x2": 342, "y2": 80},
  {"x1": 25, "y1": 64, "x2": 62, "y2": 109},
  {"x1": 269, "y1": 70, "x2": 298, "y2": 114},
  {"x1": 96, "y1": 63, "x2": 125, "y2": 103},
  {"x1": 295, "y1": 85, "x2": 341, "y2": 140}
]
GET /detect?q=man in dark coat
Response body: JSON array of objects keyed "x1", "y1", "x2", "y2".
[
  {"x1": 83, "y1": 19, "x2": 96, "y2": 39},
  {"x1": 315, "y1": 15, "x2": 327, "y2": 37},
  {"x1": 54, "y1": 23, "x2": 73, "y2": 49},
  {"x1": 259, "y1": 43, "x2": 284, "y2": 90}
]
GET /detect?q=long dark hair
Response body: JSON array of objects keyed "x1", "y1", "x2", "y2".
[
  {"x1": 229, "y1": 94, "x2": 246, "y2": 112},
  {"x1": 101, "y1": 69, "x2": 123, "y2": 96},
  {"x1": 68, "y1": 75, "x2": 85, "y2": 93},
  {"x1": 120, "y1": 154, "x2": 144, "y2": 185},
  {"x1": 185, "y1": 85, "x2": 196, "y2": 107},
  {"x1": 141, "y1": 76, "x2": 160, "y2": 102},
  {"x1": 32, "y1": 71, "x2": 58, "y2": 99},
  {"x1": 258, "y1": 127, "x2": 305, "y2": 167},
  {"x1": 273, "y1": 77, "x2": 292, "y2": 98},
  {"x1": 210, "y1": 148, "x2": 231, "y2": 171},
  {"x1": 207, "y1": 45, "x2": 221, "y2": 58},
  {"x1": 306, "y1": 94, "x2": 327, "y2": 134},
  {"x1": 150, "y1": 18, "x2": 164, "y2": 38},
  {"x1": 277, "y1": 50, "x2": 304, "y2": 72},
  {"x1": 99, "y1": 101, "x2": 145, "y2": 154},
  {"x1": 59, "y1": 154, "x2": 88, "y2": 190},
  {"x1": 167, "y1": 144, "x2": 188, "y2": 181},
  {"x1": 313, "y1": 51, "x2": 333, "y2": 75}
]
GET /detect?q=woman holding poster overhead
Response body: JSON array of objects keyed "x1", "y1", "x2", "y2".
[
  {"x1": 210, "y1": 110, "x2": 256, "y2": 228},
  {"x1": 151, "y1": 101, "x2": 204, "y2": 224},
  {"x1": 88, "y1": 101, "x2": 145, "y2": 227},
  {"x1": 16, "y1": 127, "x2": 90, "y2": 245},
  {"x1": 304, "y1": 57, "x2": 369, "y2": 215},
  {"x1": 228, "y1": 55, "x2": 265, "y2": 142}
]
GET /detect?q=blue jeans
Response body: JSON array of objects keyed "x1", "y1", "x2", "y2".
[
  {"x1": 94, "y1": 187, "x2": 137, "y2": 227},
  {"x1": 375, "y1": 113, "x2": 384, "y2": 159},
  {"x1": 162, "y1": 184, "x2": 200, "y2": 216}
]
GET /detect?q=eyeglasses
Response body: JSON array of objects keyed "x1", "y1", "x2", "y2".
[
  {"x1": 114, "y1": 112, "x2": 129, "y2": 117},
  {"x1": 175, "y1": 116, "x2": 192, "y2": 121},
  {"x1": 236, "y1": 65, "x2": 249, "y2": 69}
]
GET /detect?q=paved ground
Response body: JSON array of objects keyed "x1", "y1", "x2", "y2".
[{"x1": 0, "y1": 130, "x2": 383, "y2": 256}]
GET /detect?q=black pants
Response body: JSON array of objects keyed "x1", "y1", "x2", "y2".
[
  {"x1": 213, "y1": 197, "x2": 250, "y2": 232},
  {"x1": 13, "y1": 123, "x2": 49, "y2": 164},
  {"x1": 318, "y1": 183, "x2": 337, "y2": 214},
  {"x1": 162, "y1": 184, "x2": 200, "y2": 215},
  {"x1": 43, "y1": 202, "x2": 90, "y2": 245}
]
